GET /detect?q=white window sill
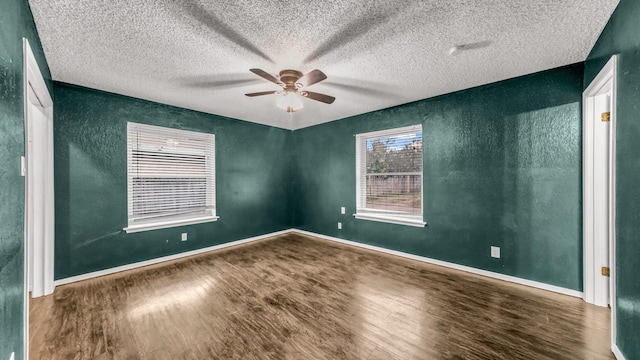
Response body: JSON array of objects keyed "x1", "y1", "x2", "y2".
[
  {"x1": 124, "y1": 215, "x2": 220, "y2": 233},
  {"x1": 354, "y1": 213, "x2": 426, "y2": 227}
]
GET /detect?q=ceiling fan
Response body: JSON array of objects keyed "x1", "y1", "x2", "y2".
[{"x1": 245, "y1": 68, "x2": 335, "y2": 113}]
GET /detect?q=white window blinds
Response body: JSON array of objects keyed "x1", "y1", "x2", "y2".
[
  {"x1": 125, "y1": 122, "x2": 217, "y2": 233},
  {"x1": 355, "y1": 124, "x2": 425, "y2": 227}
]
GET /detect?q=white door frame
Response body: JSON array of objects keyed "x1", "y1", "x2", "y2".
[
  {"x1": 23, "y1": 37, "x2": 55, "y2": 359},
  {"x1": 582, "y1": 55, "x2": 617, "y2": 341}
]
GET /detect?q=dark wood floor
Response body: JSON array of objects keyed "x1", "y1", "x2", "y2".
[{"x1": 30, "y1": 233, "x2": 614, "y2": 359}]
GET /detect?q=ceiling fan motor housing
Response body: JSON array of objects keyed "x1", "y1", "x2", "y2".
[{"x1": 279, "y1": 69, "x2": 303, "y2": 90}]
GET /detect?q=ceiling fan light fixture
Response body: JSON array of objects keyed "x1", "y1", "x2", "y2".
[
  {"x1": 277, "y1": 92, "x2": 303, "y2": 113},
  {"x1": 247, "y1": 68, "x2": 333, "y2": 113}
]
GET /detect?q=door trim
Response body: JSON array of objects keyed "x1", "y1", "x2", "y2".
[
  {"x1": 23, "y1": 37, "x2": 55, "y2": 360},
  {"x1": 582, "y1": 55, "x2": 617, "y2": 345}
]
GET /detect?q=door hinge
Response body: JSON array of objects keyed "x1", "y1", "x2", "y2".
[
  {"x1": 601, "y1": 112, "x2": 610, "y2": 122},
  {"x1": 601, "y1": 266, "x2": 610, "y2": 277}
]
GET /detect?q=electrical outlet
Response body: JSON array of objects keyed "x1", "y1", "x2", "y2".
[
  {"x1": 338, "y1": 222, "x2": 342, "y2": 230},
  {"x1": 340, "y1": 207, "x2": 346, "y2": 214},
  {"x1": 181, "y1": 233, "x2": 188, "y2": 241},
  {"x1": 491, "y1": 246, "x2": 500, "y2": 258},
  {"x1": 10, "y1": 352, "x2": 15, "y2": 360}
]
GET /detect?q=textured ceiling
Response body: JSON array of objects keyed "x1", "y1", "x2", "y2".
[{"x1": 30, "y1": 0, "x2": 619, "y2": 130}]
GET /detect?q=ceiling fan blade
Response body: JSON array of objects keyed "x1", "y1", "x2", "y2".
[
  {"x1": 249, "y1": 69, "x2": 280, "y2": 84},
  {"x1": 301, "y1": 91, "x2": 335, "y2": 104},
  {"x1": 297, "y1": 69, "x2": 327, "y2": 87},
  {"x1": 245, "y1": 91, "x2": 277, "y2": 97}
]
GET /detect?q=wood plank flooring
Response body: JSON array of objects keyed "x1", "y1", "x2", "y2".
[{"x1": 30, "y1": 233, "x2": 614, "y2": 359}]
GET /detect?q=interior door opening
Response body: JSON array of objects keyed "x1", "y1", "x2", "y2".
[
  {"x1": 582, "y1": 55, "x2": 617, "y2": 350},
  {"x1": 23, "y1": 37, "x2": 55, "y2": 360},
  {"x1": 592, "y1": 85, "x2": 612, "y2": 307}
]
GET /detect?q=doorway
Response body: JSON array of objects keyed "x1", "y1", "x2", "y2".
[
  {"x1": 23, "y1": 37, "x2": 55, "y2": 359},
  {"x1": 583, "y1": 55, "x2": 617, "y2": 342}
]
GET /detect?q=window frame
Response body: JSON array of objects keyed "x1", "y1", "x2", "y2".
[
  {"x1": 354, "y1": 124, "x2": 426, "y2": 227},
  {"x1": 123, "y1": 122, "x2": 219, "y2": 233}
]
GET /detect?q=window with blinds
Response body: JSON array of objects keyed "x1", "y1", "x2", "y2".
[
  {"x1": 124, "y1": 122, "x2": 218, "y2": 233},
  {"x1": 355, "y1": 125, "x2": 425, "y2": 227}
]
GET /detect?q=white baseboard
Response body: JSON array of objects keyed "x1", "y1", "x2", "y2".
[
  {"x1": 292, "y1": 229, "x2": 583, "y2": 298},
  {"x1": 612, "y1": 344, "x2": 625, "y2": 360},
  {"x1": 55, "y1": 228, "x2": 583, "y2": 300},
  {"x1": 54, "y1": 229, "x2": 293, "y2": 286}
]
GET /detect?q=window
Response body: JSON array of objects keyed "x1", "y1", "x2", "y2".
[
  {"x1": 355, "y1": 125, "x2": 425, "y2": 227},
  {"x1": 124, "y1": 122, "x2": 218, "y2": 233}
]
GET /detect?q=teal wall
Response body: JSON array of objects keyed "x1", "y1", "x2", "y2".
[
  {"x1": 585, "y1": 0, "x2": 640, "y2": 357},
  {"x1": 293, "y1": 64, "x2": 584, "y2": 291},
  {"x1": 0, "y1": 0, "x2": 51, "y2": 358},
  {"x1": 54, "y1": 83, "x2": 292, "y2": 279}
]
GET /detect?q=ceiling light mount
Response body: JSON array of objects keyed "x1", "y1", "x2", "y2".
[{"x1": 448, "y1": 40, "x2": 493, "y2": 56}]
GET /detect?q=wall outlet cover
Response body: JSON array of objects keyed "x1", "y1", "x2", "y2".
[
  {"x1": 181, "y1": 233, "x2": 187, "y2": 241},
  {"x1": 10, "y1": 352, "x2": 15, "y2": 360},
  {"x1": 338, "y1": 222, "x2": 342, "y2": 229},
  {"x1": 340, "y1": 207, "x2": 346, "y2": 214},
  {"x1": 491, "y1": 246, "x2": 500, "y2": 258}
]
